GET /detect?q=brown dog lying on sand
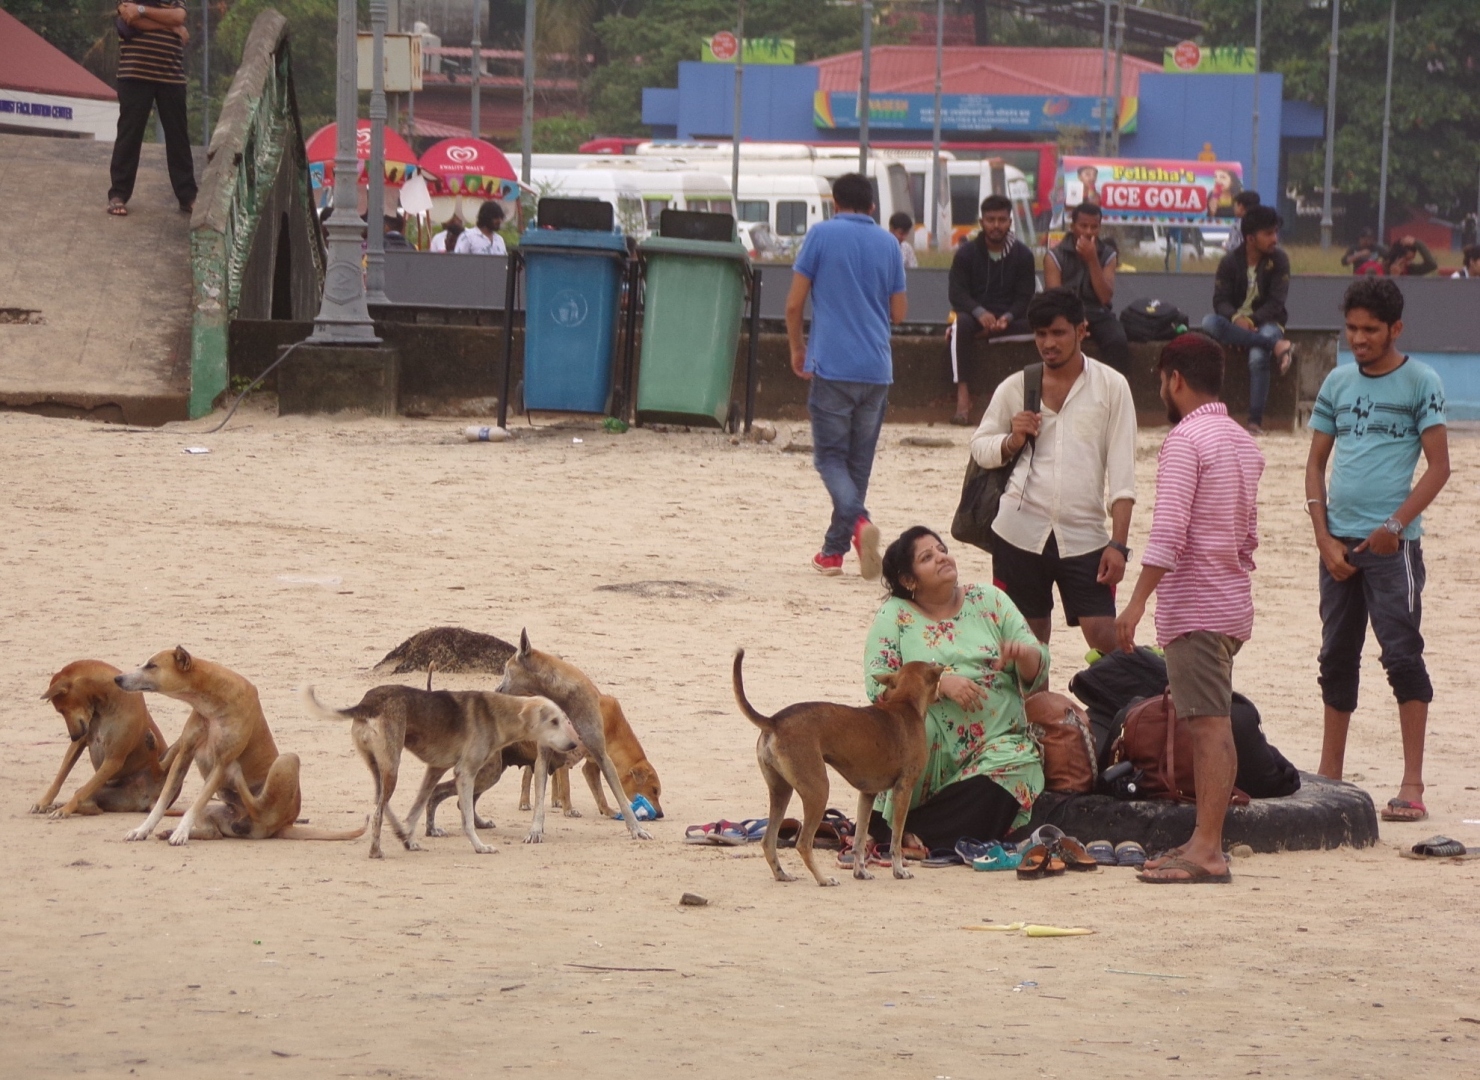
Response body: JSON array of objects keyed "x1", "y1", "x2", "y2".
[
  {"x1": 305, "y1": 683, "x2": 579, "y2": 858},
  {"x1": 118, "y1": 647, "x2": 367, "y2": 845},
  {"x1": 732, "y1": 648, "x2": 944, "y2": 887},
  {"x1": 33, "y1": 660, "x2": 171, "y2": 818}
]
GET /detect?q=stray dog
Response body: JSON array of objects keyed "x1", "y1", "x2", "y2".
[
  {"x1": 118, "y1": 647, "x2": 367, "y2": 845},
  {"x1": 495, "y1": 631, "x2": 652, "y2": 843},
  {"x1": 33, "y1": 660, "x2": 171, "y2": 817},
  {"x1": 304, "y1": 683, "x2": 579, "y2": 858},
  {"x1": 516, "y1": 694, "x2": 663, "y2": 818},
  {"x1": 732, "y1": 648, "x2": 944, "y2": 887}
]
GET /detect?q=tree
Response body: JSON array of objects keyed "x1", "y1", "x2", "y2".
[
  {"x1": 1, "y1": 0, "x2": 114, "y2": 63},
  {"x1": 1199, "y1": 0, "x2": 1480, "y2": 219}
]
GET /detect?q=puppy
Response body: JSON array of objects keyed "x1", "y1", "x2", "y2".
[
  {"x1": 495, "y1": 631, "x2": 652, "y2": 843},
  {"x1": 33, "y1": 660, "x2": 171, "y2": 817},
  {"x1": 304, "y1": 683, "x2": 579, "y2": 858},
  {"x1": 732, "y1": 648, "x2": 944, "y2": 887},
  {"x1": 118, "y1": 647, "x2": 367, "y2": 845}
]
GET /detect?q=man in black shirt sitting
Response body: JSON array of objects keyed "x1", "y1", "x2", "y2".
[{"x1": 1043, "y1": 201, "x2": 1129, "y2": 375}]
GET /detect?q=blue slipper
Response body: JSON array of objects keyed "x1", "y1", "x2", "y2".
[
  {"x1": 954, "y1": 837, "x2": 997, "y2": 864},
  {"x1": 610, "y1": 794, "x2": 661, "y2": 822},
  {"x1": 921, "y1": 848, "x2": 965, "y2": 867},
  {"x1": 1114, "y1": 841, "x2": 1147, "y2": 868},
  {"x1": 972, "y1": 843, "x2": 1023, "y2": 871},
  {"x1": 1086, "y1": 839, "x2": 1117, "y2": 866}
]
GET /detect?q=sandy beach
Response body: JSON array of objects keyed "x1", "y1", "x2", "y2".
[{"x1": 1, "y1": 402, "x2": 1476, "y2": 1079}]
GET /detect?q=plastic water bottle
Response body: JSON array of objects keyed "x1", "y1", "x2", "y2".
[{"x1": 464, "y1": 425, "x2": 509, "y2": 442}]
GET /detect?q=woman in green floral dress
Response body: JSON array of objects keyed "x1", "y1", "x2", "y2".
[{"x1": 863, "y1": 526, "x2": 1049, "y2": 850}]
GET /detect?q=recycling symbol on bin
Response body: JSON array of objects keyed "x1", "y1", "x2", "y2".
[{"x1": 551, "y1": 289, "x2": 589, "y2": 328}]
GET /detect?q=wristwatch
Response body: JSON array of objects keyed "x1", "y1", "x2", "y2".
[
  {"x1": 1382, "y1": 516, "x2": 1404, "y2": 536},
  {"x1": 1107, "y1": 540, "x2": 1131, "y2": 559}
]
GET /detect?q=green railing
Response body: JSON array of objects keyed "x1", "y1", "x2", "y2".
[{"x1": 189, "y1": 9, "x2": 322, "y2": 417}]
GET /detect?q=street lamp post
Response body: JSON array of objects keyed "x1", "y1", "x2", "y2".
[
  {"x1": 1098, "y1": 0, "x2": 1110, "y2": 154},
  {"x1": 1320, "y1": 0, "x2": 1340, "y2": 250},
  {"x1": 1251, "y1": 0, "x2": 1262, "y2": 191},
  {"x1": 365, "y1": 0, "x2": 390, "y2": 306},
  {"x1": 930, "y1": 0, "x2": 944, "y2": 248},
  {"x1": 1109, "y1": 2, "x2": 1125, "y2": 156},
  {"x1": 521, "y1": 0, "x2": 535, "y2": 186},
  {"x1": 858, "y1": 0, "x2": 872, "y2": 174},
  {"x1": 310, "y1": 0, "x2": 378, "y2": 343},
  {"x1": 1377, "y1": 0, "x2": 1396, "y2": 242},
  {"x1": 470, "y1": 0, "x2": 481, "y2": 138},
  {"x1": 201, "y1": 0, "x2": 210, "y2": 147},
  {"x1": 732, "y1": 0, "x2": 744, "y2": 205}
]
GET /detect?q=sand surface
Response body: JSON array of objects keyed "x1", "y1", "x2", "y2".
[{"x1": 1, "y1": 404, "x2": 1477, "y2": 1078}]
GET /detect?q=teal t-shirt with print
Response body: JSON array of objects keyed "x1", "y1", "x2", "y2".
[{"x1": 1309, "y1": 357, "x2": 1446, "y2": 540}]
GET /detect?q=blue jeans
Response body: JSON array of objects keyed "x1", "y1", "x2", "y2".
[
  {"x1": 808, "y1": 376, "x2": 889, "y2": 555},
  {"x1": 1200, "y1": 314, "x2": 1284, "y2": 425}
]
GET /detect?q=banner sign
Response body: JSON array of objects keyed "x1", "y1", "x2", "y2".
[
  {"x1": 1062, "y1": 156, "x2": 1245, "y2": 223},
  {"x1": 1163, "y1": 42, "x2": 1257, "y2": 74},
  {"x1": 701, "y1": 36, "x2": 795, "y2": 65},
  {"x1": 814, "y1": 92, "x2": 1136, "y2": 135}
]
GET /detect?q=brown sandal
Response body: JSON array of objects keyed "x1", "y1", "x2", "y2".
[
  {"x1": 1056, "y1": 835, "x2": 1101, "y2": 872},
  {"x1": 1016, "y1": 843, "x2": 1051, "y2": 878},
  {"x1": 107, "y1": 199, "x2": 128, "y2": 216}
]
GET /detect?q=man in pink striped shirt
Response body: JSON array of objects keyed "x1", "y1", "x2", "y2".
[{"x1": 1115, "y1": 333, "x2": 1265, "y2": 884}]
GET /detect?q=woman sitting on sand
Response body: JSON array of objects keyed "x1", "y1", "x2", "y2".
[{"x1": 862, "y1": 526, "x2": 1048, "y2": 852}]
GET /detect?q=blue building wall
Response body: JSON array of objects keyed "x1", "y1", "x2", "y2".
[{"x1": 1124, "y1": 72, "x2": 1285, "y2": 204}]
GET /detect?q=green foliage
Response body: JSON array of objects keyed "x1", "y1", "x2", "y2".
[
  {"x1": 1199, "y1": 0, "x2": 1480, "y2": 218},
  {"x1": 534, "y1": 112, "x2": 597, "y2": 152},
  {"x1": 0, "y1": 0, "x2": 113, "y2": 63}
]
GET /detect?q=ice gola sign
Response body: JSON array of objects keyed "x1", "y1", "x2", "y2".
[{"x1": 1061, "y1": 156, "x2": 1244, "y2": 223}]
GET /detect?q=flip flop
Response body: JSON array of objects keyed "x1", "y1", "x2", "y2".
[
  {"x1": 684, "y1": 822, "x2": 724, "y2": 845},
  {"x1": 1086, "y1": 839, "x2": 1117, "y2": 866},
  {"x1": 954, "y1": 837, "x2": 998, "y2": 864},
  {"x1": 1411, "y1": 835, "x2": 1466, "y2": 858},
  {"x1": 107, "y1": 199, "x2": 128, "y2": 216},
  {"x1": 1016, "y1": 843, "x2": 1052, "y2": 878},
  {"x1": 1114, "y1": 841, "x2": 1148, "y2": 868},
  {"x1": 713, "y1": 820, "x2": 750, "y2": 845},
  {"x1": 775, "y1": 817, "x2": 802, "y2": 847},
  {"x1": 1055, "y1": 835, "x2": 1101, "y2": 872},
  {"x1": 1276, "y1": 340, "x2": 1295, "y2": 376},
  {"x1": 973, "y1": 843, "x2": 1023, "y2": 872},
  {"x1": 836, "y1": 836, "x2": 888, "y2": 869},
  {"x1": 921, "y1": 848, "x2": 965, "y2": 867},
  {"x1": 735, "y1": 818, "x2": 768, "y2": 842},
  {"x1": 1382, "y1": 798, "x2": 1428, "y2": 823},
  {"x1": 1136, "y1": 855, "x2": 1232, "y2": 884}
]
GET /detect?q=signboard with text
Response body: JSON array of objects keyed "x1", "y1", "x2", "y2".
[
  {"x1": 1163, "y1": 42, "x2": 1257, "y2": 74},
  {"x1": 1062, "y1": 156, "x2": 1245, "y2": 223},
  {"x1": 814, "y1": 92, "x2": 1136, "y2": 135},
  {"x1": 701, "y1": 36, "x2": 795, "y2": 65}
]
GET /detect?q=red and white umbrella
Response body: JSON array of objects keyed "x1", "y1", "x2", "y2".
[
  {"x1": 419, "y1": 137, "x2": 519, "y2": 200},
  {"x1": 305, "y1": 121, "x2": 420, "y2": 196}
]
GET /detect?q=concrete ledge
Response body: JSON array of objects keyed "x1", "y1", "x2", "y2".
[
  {"x1": 1025, "y1": 772, "x2": 1379, "y2": 854},
  {"x1": 277, "y1": 344, "x2": 400, "y2": 417},
  {"x1": 0, "y1": 390, "x2": 189, "y2": 427}
]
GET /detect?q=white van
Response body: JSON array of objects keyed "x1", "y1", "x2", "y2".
[{"x1": 734, "y1": 174, "x2": 834, "y2": 249}]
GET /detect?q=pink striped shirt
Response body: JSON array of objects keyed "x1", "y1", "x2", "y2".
[{"x1": 1141, "y1": 402, "x2": 1265, "y2": 645}]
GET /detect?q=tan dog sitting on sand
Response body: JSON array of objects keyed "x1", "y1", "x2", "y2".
[
  {"x1": 732, "y1": 648, "x2": 944, "y2": 887},
  {"x1": 118, "y1": 647, "x2": 367, "y2": 845},
  {"x1": 33, "y1": 660, "x2": 171, "y2": 818}
]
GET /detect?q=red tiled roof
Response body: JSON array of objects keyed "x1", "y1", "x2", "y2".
[
  {"x1": 812, "y1": 46, "x2": 1158, "y2": 98},
  {"x1": 0, "y1": 9, "x2": 117, "y2": 102}
]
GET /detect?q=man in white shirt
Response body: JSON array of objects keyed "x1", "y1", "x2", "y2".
[
  {"x1": 429, "y1": 216, "x2": 463, "y2": 252},
  {"x1": 888, "y1": 212, "x2": 919, "y2": 269},
  {"x1": 455, "y1": 200, "x2": 507, "y2": 255},
  {"x1": 969, "y1": 287, "x2": 1138, "y2": 654}
]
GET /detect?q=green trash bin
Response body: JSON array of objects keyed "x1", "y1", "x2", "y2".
[{"x1": 634, "y1": 234, "x2": 752, "y2": 429}]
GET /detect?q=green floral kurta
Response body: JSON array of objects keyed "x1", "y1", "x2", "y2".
[{"x1": 865, "y1": 583, "x2": 1049, "y2": 830}]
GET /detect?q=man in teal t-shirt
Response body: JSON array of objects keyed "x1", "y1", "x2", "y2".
[{"x1": 1305, "y1": 278, "x2": 1450, "y2": 824}]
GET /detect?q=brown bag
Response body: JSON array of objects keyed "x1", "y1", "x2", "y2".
[
  {"x1": 1113, "y1": 691, "x2": 1249, "y2": 806},
  {"x1": 1025, "y1": 692, "x2": 1097, "y2": 794}
]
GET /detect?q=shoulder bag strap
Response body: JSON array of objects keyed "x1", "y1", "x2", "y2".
[{"x1": 1162, "y1": 689, "x2": 1179, "y2": 796}]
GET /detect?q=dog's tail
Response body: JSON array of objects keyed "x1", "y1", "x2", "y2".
[
  {"x1": 277, "y1": 815, "x2": 370, "y2": 841},
  {"x1": 732, "y1": 649, "x2": 775, "y2": 731},
  {"x1": 302, "y1": 686, "x2": 351, "y2": 722}
]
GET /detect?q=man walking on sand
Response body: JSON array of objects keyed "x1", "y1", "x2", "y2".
[
  {"x1": 786, "y1": 173, "x2": 907, "y2": 579},
  {"x1": 1116, "y1": 333, "x2": 1264, "y2": 884},
  {"x1": 970, "y1": 287, "x2": 1137, "y2": 657},
  {"x1": 108, "y1": 1, "x2": 197, "y2": 216},
  {"x1": 1305, "y1": 278, "x2": 1449, "y2": 824}
]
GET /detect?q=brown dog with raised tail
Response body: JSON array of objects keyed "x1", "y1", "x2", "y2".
[{"x1": 732, "y1": 648, "x2": 944, "y2": 887}]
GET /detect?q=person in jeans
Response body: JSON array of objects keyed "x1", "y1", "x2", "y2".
[
  {"x1": 1201, "y1": 204, "x2": 1295, "y2": 435},
  {"x1": 1116, "y1": 333, "x2": 1265, "y2": 884},
  {"x1": 1305, "y1": 278, "x2": 1450, "y2": 823},
  {"x1": 108, "y1": 1, "x2": 197, "y2": 216},
  {"x1": 946, "y1": 194, "x2": 1037, "y2": 424},
  {"x1": 785, "y1": 173, "x2": 908, "y2": 578},
  {"x1": 970, "y1": 287, "x2": 1137, "y2": 657},
  {"x1": 1042, "y1": 201, "x2": 1129, "y2": 374}
]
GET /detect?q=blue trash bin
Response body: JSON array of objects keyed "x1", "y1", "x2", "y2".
[{"x1": 518, "y1": 229, "x2": 629, "y2": 414}]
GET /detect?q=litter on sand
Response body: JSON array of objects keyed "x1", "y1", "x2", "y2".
[
  {"x1": 182, "y1": 446, "x2": 211, "y2": 454},
  {"x1": 961, "y1": 922, "x2": 1093, "y2": 936},
  {"x1": 1106, "y1": 967, "x2": 1187, "y2": 979}
]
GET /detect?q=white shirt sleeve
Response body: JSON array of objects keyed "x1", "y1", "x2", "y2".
[
  {"x1": 970, "y1": 372, "x2": 1024, "y2": 469},
  {"x1": 1105, "y1": 371, "x2": 1138, "y2": 506}
]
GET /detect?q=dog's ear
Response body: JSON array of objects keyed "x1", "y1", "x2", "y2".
[
  {"x1": 871, "y1": 672, "x2": 897, "y2": 688},
  {"x1": 518, "y1": 628, "x2": 531, "y2": 656},
  {"x1": 172, "y1": 646, "x2": 193, "y2": 671},
  {"x1": 41, "y1": 680, "x2": 69, "y2": 702}
]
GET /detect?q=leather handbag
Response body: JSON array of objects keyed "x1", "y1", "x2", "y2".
[
  {"x1": 950, "y1": 363, "x2": 1042, "y2": 554},
  {"x1": 1112, "y1": 691, "x2": 1249, "y2": 806},
  {"x1": 1024, "y1": 691, "x2": 1097, "y2": 795}
]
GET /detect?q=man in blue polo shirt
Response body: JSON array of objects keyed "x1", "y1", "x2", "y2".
[{"x1": 785, "y1": 173, "x2": 909, "y2": 578}]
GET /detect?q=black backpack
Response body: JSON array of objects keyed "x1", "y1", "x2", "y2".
[
  {"x1": 1119, "y1": 297, "x2": 1190, "y2": 342},
  {"x1": 950, "y1": 364, "x2": 1041, "y2": 555}
]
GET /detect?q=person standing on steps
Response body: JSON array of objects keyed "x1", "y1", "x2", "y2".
[
  {"x1": 970, "y1": 287, "x2": 1137, "y2": 660},
  {"x1": 1115, "y1": 333, "x2": 1265, "y2": 885},
  {"x1": 946, "y1": 194, "x2": 1037, "y2": 425},
  {"x1": 1305, "y1": 278, "x2": 1450, "y2": 825},
  {"x1": 1042, "y1": 201, "x2": 1129, "y2": 375},
  {"x1": 108, "y1": 1, "x2": 197, "y2": 217},
  {"x1": 785, "y1": 173, "x2": 908, "y2": 580},
  {"x1": 1201, "y1": 204, "x2": 1295, "y2": 435}
]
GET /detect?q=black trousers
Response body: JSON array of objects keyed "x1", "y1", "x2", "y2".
[
  {"x1": 867, "y1": 774, "x2": 1022, "y2": 851},
  {"x1": 109, "y1": 78, "x2": 197, "y2": 207},
  {"x1": 1085, "y1": 306, "x2": 1130, "y2": 374}
]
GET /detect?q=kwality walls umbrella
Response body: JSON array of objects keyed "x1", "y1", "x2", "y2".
[
  {"x1": 419, "y1": 137, "x2": 520, "y2": 201},
  {"x1": 305, "y1": 121, "x2": 419, "y2": 205}
]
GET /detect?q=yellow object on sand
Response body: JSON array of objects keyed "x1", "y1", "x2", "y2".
[
  {"x1": 961, "y1": 922, "x2": 1026, "y2": 932},
  {"x1": 1024, "y1": 925, "x2": 1094, "y2": 937}
]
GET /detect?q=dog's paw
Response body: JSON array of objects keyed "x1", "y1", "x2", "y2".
[
  {"x1": 522, "y1": 831, "x2": 544, "y2": 845},
  {"x1": 30, "y1": 801, "x2": 59, "y2": 815},
  {"x1": 167, "y1": 827, "x2": 191, "y2": 846},
  {"x1": 893, "y1": 866, "x2": 914, "y2": 880},
  {"x1": 424, "y1": 826, "x2": 447, "y2": 838},
  {"x1": 563, "y1": 807, "x2": 582, "y2": 818},
  {"x1": 473, "y1": 842, "x2": 499, "y2": 855},
  {"x1": 402, "y1": 839, "x2": 423, "y2": 852},
  {"x1": 818, "y1": 876, "x2": 841, "y2": 887},
  {"x1": 630, "y1": 825, "x2": 654, "y2": 841},
  {"x1": 123, "y1": 826, "x2": 151, "y2": 842},
  {"x1": 518, "y1": 800, "x2": 532, "y2": 811},
  {"x1": 853, "y1": 867, "x2": 875, "y2": 881},
  {"x1": 474, "y1": 817, "x2": 495, "y2": 830},
  {"x1": 772, "y1": 870, "x2": 797, "y2": 883},
  {"x1": 46, "y1": 805, "x2": 73, "y2": 819},
  {"x1": 368, "y1": 847, "x2": 384, "y2": 860}
]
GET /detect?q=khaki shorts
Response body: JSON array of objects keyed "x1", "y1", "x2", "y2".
[{"x1": 1163, "y1": 631, "x2": 1243, "y2": 718}]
